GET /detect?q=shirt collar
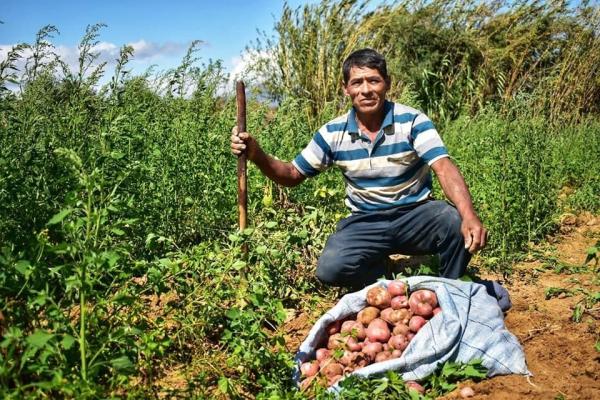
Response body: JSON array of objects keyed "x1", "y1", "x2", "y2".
[{"x1": 347, "y1": 100, "x2": 395, "y2": 135}]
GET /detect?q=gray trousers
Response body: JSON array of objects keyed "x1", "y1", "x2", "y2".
[{"x1": 316, "y1": 200, "x2": 471, "y2": 289}]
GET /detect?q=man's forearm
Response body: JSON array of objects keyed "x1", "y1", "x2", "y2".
[
  {"x1": 251, "y1": 146, "x2": 305, "y2": 187},
  {"x1": 432, "y1": 158, "x2": 477, "y2": 220}
]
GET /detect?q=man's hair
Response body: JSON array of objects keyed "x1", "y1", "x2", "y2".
[{"x1": 342, "y1": 48, "x2": 389, "y2": 84}]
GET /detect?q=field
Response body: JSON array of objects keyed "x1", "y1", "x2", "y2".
[{"x1": 1, "y1": 0, "x2": 600, "y2": 399}]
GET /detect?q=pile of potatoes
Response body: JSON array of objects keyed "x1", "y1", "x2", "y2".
[{"x1": 299, "y1": 280, "x2": 440, "y2": 393}]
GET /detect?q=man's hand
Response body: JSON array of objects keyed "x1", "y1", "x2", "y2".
[
  {"x1": 230, "y1": 126, "x2": 258, "y2": 161},
  {"x1": 229, "y1": 126, "x2": 306, "y2": 187},
  {"x1": 461, "y1": 214, "x2": 487, "y2": 253}
]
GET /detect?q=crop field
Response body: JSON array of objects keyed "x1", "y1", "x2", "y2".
[{"x1": 1, "y1": 0, "x2": 599, "y2": 399}]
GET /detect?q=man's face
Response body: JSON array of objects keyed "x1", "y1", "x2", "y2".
[{"x1": 343, "y1": 66, "x2": 389, "y2": 116}]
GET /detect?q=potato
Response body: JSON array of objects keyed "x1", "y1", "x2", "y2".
[
  {"x1": 326, "y1": 319, "x2": 342, "y2": 335},
  {"x1": 374, "y1": 350, "x2": 393, "y2": 363},
  {"x1": 357, "y1": 306, "x2": 380, "y2": 325},
  {"x1": 387, "y1": 280, "x2": 408, "y2": 297},
  {"x1": 388, "y1": 334, "x2": 409, "y2": 351},
  {"x1": 327, "y1": 374, "x2": 343, "y2": 387},
  {"x1": 342, "y1": 335, "x2": 362, "y2": 352},
  {"x1": 392, "y1": 323, "x2": 410, "y2": 336},
  {"x1": 327, "y1": 333, "x2": 344, "y2": 350},
  {"x1": 300, "y1": 360, "x2": 319, "y2": 377},
  {"x1": 362, "y1": 341, "x2": 383, "y2": 359},
  {"x1": 321, "y1": 362, "x2": 344, "y2": 379},
  {"x1": 381, "y1": 307, "x2": 411, "y2": 325},
  {"x1": 341, "y1": 320, "x2": 366, "y2": 340},
  {"x1": 406, "y1": 381, "x2": 425, "y2": 394},
  {"x1": 460, "y1": 386, "x2": 475, "y2": 398},
  {"x1": 367, "y1": 318, "x2": 391, "y2": 342},
  {"x1": 408, "y1": 315, "x2": 427, "y2": 333},
  {"x1": 408, "y1": 289, "x2": 438, "y2": 318},
  {"x1": 315, "y1": 348, "x2": 331, "y2": 361},
  {"x1": 366, "y1": 286, "x2": 391, "y2": 309},
  {"x1": 391, "y1": 295, "x2": 409, "y2": 309}
]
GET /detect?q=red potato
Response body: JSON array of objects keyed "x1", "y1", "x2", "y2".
[
  {"x1": 392, "y1": 323, "x2": 410, "y2": 336},
  {"x1": 387, "y1": 280, "x2": 408, "y2": 297},
  {"x1": 367, "y1": 318, "x2": 391, "y2": 342},
  {"x1": 375, "y1": 350, "x2": 393, "y2": 363},
  {"x1": 391, "y1": 349, "x2": 402, "y2": 358},
  {"x1": 341, "y1": 320, "x2": 367, "y2": 340},
  {"x1": 460, "y1": 386, "x2": 476, "y2": 398},
  {"x1": 321, "y1": 362, "x2": 344, "y2": 379},
  {"x1": 341, "y1": 320, "x2": 356, "y2": 333},
  {"x1": 388, "y1": 334, "x2": 409, "y2": 351},
  {"x1": 300, "y1": 360, "x2": 319, "y2": 377},
  {"x1": 315, "y1": 348, "x2": 331, "y2": 362},
  {"x1": 366, "y1": 286, "x2": 391, "y2": 309},
  {"x1": 299, "y1": 378, "x2": 312, "y2": 391},
  {"x1": 391, "y1": 295, "x2": 409, "y2": 309},
  {"x1": 406, "y1": 381, "x2": 425, "y2": 394},
  {"x1": 362, "y1": 341, "x2": 383, "y2": 359},
  {"x1": 338, "y1": 350, "x2": 354, "y2": 366},
  {"x1": 327, "y1": 333, "x2": 344, "y2": 350},
  {"x1": 357, "y1": 306, "x2": 380, "y2": 325},
  {"x1": 327, "y1": 374, "x2": 343, "y2": 386},
  {"x1": 319, "y1": 357, "x2": 333, "y2": 369},
  {"x1": 433, "y1": 306, "x2": 442, "y2": 316},
  {"x1": 406, "y1": 332, "x2": 415, "y2": 341},
  {"x1": 381, "y1": 307, "x2": 411, "y2": 325},
  {"x1": 409, "y1": 289, "x2": 438, "y2": 318},
  {"x1": 326, "y1": 319, "x2": 342, "y2": 335},
  {"x1": 409, "y1": 315, "x2": 428, "y2": 333},
  {"x1": 342, "y1": 335, "x2": 362, "y2": 352}
]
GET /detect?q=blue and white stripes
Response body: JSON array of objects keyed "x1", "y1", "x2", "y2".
[{"x1": 292, "y1": 101, "x2": 449, "y2": 212}]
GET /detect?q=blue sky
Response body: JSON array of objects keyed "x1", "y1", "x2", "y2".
[{"x1": 1, "y1": 0, "x2": 317, "y2": 83}]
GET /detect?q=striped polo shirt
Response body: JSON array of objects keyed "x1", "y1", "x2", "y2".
[{"x1": 292, "y1": 100, "x2": 449, "y2": 212}]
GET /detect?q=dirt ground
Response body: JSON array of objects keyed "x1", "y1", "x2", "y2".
[{"x1": 283, "y1": 213, "x2": 600, "y2": 399}]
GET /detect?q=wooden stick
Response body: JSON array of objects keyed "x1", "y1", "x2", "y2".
[{"x1": 236, "y1": 81, "x2": 248, "y2": 232}]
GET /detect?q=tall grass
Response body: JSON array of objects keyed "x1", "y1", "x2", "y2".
[{"x1": 251, "y1": 0, "x2": 600, "y2": 123}]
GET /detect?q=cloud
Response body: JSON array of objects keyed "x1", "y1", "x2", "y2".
[
  {"x1": 0, "y1": 39, "x2": 190, "y2": 88},
  {"x1": 228, "y1": 48, "x2": 276, "y2": 84},
  {"x1": 128, "y1": 40, "x2": 188, "y2": 60}
]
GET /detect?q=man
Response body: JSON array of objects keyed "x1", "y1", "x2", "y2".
[{"x1": 231, "y1": 48, "x2": 487, "y2": 290}]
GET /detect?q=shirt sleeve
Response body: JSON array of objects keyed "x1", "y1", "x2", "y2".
[
  {"x1": 410, "y1": 113, "x2": 449, "y2": 165},
  {"x1": 291, "y1": 129, "x2": 334, "y2": 177}
]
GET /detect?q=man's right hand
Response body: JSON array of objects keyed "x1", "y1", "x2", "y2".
[{"x1": 230, "y1": 126, "x2": 257, "y2": 160}]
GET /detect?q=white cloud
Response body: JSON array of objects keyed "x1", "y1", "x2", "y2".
[
  {"x1": 228, "y1": 48, "x2": 276, "y2": 86},
  {"x1": 0, "y1": 39, "x2": 190, "y2": 89}
]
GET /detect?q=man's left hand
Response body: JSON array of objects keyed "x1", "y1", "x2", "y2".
[{"x1": 461, "y1": 215, "x2": 487, "y2": 253}]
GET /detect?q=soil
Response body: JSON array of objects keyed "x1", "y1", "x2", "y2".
[{"x1": 282, "y1": 212, "x2": 600, "y2": 399}]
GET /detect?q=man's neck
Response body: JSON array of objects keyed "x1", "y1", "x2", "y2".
[{"x1": 355, "y1": 107, "x2": 386, "y2": 137}]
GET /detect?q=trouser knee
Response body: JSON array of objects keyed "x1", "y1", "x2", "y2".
[{"x1": 316, "y1": 247, "x2": 345, "y2": 287}]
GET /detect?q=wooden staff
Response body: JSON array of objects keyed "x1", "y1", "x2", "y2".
[{"x1": 236, "y1": 81, "x2": 248, "y2": 233}]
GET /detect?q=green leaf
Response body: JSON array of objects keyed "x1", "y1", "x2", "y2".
[
  {"x1": 47, "y1": 208, "x2": 73, "y2": 226},
  {"x1": 218, "y1": 376, "x2": 229, "y2": 393},
  {"x1": 26, "y1": 330, "x2": 54, "y2": 348},
  {"x1": 111, "y1": 227, "x2": 125, "y2": 236},
  {"x1": 14, "y1": 260, "x2": 31, "y2": 276},
  {"x1": 61, "y1": 334, "x2": 76, "y2": 350},
  {"x1": 255, "y1": 245, "x2": 267, "y2": 255},
  {"x1": 265, "y1": 221, "x2": 277, "y2": 229},
  {"x1": 231, "y1": 260, "x2": 246, "y2": 270},
  {"x1": 110, "y1": 355, "x2": 134, "y2": 371}
]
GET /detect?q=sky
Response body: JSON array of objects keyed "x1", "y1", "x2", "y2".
[{"x1": 0, "y1": 0, "x2": 318, "y2": 86}]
